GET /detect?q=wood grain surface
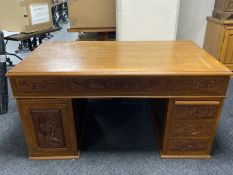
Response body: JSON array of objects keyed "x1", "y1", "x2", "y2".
[{"x1": 7, "y1": 41, "x2": 232, "y2": 77}]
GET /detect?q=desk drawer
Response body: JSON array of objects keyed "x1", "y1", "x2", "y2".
[
  {"x1": 10, "y1": 77, "x2": 62, "y2": 96},
  {"x1": 173, "y1": 101, "x2": 220, "y2": 121},
  {"x1": 170, "y1": 122, "x2": 213, "y2": 139},
  {"x1": 168, "y1": 140, "x2": 209, "y2": 152}
]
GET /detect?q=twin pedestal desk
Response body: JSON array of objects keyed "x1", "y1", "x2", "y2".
[{"x1": 7, "y1": 41, "x2": 232, "y2": 160}]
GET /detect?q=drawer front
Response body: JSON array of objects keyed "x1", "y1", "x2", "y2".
[
  {"x1": 172, "y1": 77, "x2": 227, "y2": 96},
  {"x1": 173, "y1": 101, "x2": 220, "y2": 121},
  {"x1": 170, "y1": 122, "x2": 213, "y2": 138},
  {"x1": 11, "y1": 77, "x2": 61, "y2": 95},
  {"x1": 168, "y1": 140, "x2": 209, "y2": 152},
  {"x1": 66, "y1": 77, "x2": 171, "y2": 95}
]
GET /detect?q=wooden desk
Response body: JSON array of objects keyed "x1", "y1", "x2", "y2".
[{"x1": 7, "y1": 41, "x2": 232, "y2": 160}]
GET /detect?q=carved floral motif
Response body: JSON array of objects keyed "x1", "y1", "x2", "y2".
[
  {"x1": 170, "y1": 123, "x2": 212, "y2": 138},
  {"x1": 13, "y1": 77, "x2": 226, "y2": 96},
  {"x1": 17, "y1": 79, "x2": 60, "y2": 93},
  {"x1": 68, "y1": 78, "x2": 170, "y2": 93},
  {"x1": 31, "y1": 109, "x2": 65, "y2": 148},
  {"x1": 173, "y1": 78, "x2": 224, "y2": 94},
  {"x1": 174, "y1": 105, "x2": 217, "y2": 120},
  {"x1": 169, "y1": 140, "x2": 208, "y2": 152}
]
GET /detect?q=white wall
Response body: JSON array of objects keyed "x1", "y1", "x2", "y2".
[
  {"x1": 117, "y1": 0, "x2": 180, "y2": 41},
  {"x1": 177, "y1": 0, "x2": 215, "y2": 47}
]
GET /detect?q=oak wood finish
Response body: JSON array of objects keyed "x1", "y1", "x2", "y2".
[
  {"x1": 204, "y1": 17, "x2": 233, "y2": 70},
  {"x1": 7, "y1": 41, "x2": 232, "y2": 77},
  {"x1": 7, "y1": 41, "x2": 232, "y2": 159}
]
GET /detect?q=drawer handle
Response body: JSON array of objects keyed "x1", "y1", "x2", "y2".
[{"x1": 183, "y1": 145, "x2": 194, "y2": 151}]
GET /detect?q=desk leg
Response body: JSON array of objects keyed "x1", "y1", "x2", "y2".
[
  {"x1": 151, "y1": 98, "x2": 223, "y2": 159},
  {"x1": 16, "y1": 98, "x2": 87, "y2": 160}
]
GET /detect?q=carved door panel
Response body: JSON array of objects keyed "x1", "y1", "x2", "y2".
[
  {"x1": 225, "y1": 0, "x2": 233, "y2": 11},
  {"x1": 221, "y1": 30, "x2": 233, "y2": 64},
  {"x1": 17, "y1": 99, "x2": 78, "y2": 158}
]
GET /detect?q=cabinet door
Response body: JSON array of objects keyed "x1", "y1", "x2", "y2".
[
  {"x1": 17, "y1": 99, "x2": 78, "y2": 159},
  {"x1": 220, "y1": 30, "x2": 233, "y2": 64}
]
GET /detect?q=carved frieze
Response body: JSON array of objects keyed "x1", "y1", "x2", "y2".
[
  {"x1": 67, "y1": 77, "x2": 171, "y2": 93},
  {"x1": 11, "y1": 76, "x2": 227, "y2": 96}
]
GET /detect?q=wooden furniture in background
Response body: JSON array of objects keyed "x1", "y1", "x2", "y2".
[
  {"x1": 213, "y1": 0, "x2": 233, "y2": 20},
  {"x1": 68, "y1": 0, "x2": 116, "y2": 29},
  {"x1": 204, "y1": 17, "x2": 233, "y2": 71},
  {"x1": 67, "y1": 0, "x2": 116, "y2": 41},
  {"x1": 7, "y1": 41, "x2": 232, "y2": 160},
  {"x1": 67, "y1": 27, "x2": 116, "y2": 41}
]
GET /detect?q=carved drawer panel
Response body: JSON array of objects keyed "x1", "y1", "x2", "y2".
[
  {"x1": 170, "y1": 122, "x2": 213, "y2": 138},
  {"x1": 168, "y1": 140, "x2": 209, "y2": 152},
  {"x1": 31, "y1": 109, "x2": 65, "y2": 148},
  {"x1": 65, "y1": 77, "x2": 228, "y2": 96},
  {"x1": 12, "y1": 77, "x2": 61, "y2": 95},
  {"x1": 66, "y1": 77, "x2": 171, "y2": 95},
  {"x1": 172, "y1": 77, "x2": 227, "y2": 95},
  {"x1": 173, "y1": 101, "x2": 220, "y2": 121}
]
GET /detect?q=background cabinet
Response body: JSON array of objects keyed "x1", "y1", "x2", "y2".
[
  {"x1": 204, "y1": 17, "x2": 233, "y2": 70},
  {"x1": 213, "y1": 0, "x2": 233, "y2": 19}
]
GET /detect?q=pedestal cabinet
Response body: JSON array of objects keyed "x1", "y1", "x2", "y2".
[
  {"x1": 17, "y1": 99, "x2": 87, "y2": 160},
  {"x1": 204, "y1": 17, "x2": 233, "y2": 71},
  {"x1": 151, "y1": 98, "x2": 223, "y2": 159}
]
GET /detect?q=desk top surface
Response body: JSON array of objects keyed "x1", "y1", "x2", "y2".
[{"x1": 7, "y1": 41, "x2": 232, "y2": 77}]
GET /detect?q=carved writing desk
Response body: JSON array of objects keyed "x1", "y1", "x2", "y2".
[{"x1": 7, "y1": 41, "x2": 232, "y2": 160}]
